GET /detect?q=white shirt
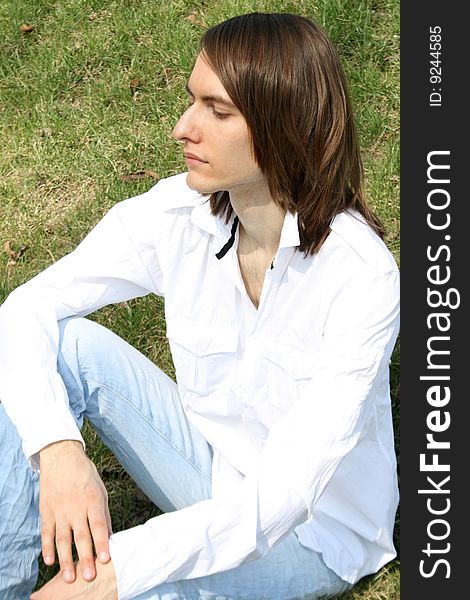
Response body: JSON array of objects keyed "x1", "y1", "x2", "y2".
[{"x1": 0, "y1": 173, "x2": 400, "y2": 599}]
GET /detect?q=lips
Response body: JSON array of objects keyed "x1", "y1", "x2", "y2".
[{"x1": 184, "y1": 152, "x2": 208, "y2": 163}]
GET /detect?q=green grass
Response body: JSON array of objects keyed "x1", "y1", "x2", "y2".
[{"x1": 0, "y1": 0, "x2": 399, "y2": 597}]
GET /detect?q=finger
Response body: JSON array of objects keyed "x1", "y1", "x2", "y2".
[
  {"x1": 73, "y1": 522, "x2": 96, "y2": 581},
  {"x1": 55, "y1": 525, "x2": 75, "y2": 583},
  {"x1": 89, "y1": 507, "x2": 112, "y2": 563},
  {"x1": 98, "y1": 481, "x2": 113, "y2": 535},
  {"x1": 40, "y1": 515, "x2": 56, "y2": 567},
  {"x1": 105, "y1": 504, "x2": 113, "y2": 536}
]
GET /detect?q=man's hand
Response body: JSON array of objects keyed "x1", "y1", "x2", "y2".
[
  {"x1": 30, "y1": 557, "x2": 117, "y2": 600},
  {"x1": 39, "y1": 440, "x2": 113, "y2": 583}
]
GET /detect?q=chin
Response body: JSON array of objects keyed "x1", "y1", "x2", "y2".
[{"x1": 185, "y1": 172, "x2": 218, "y2": 195}]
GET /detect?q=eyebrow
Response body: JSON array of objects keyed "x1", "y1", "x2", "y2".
[{"x1": 185, "y1": 83, "x2": 236, "y2": 109}]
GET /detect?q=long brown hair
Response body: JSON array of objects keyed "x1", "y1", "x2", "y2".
[{"x1": 200, "y1": 12, "x2": 384, "y2": 255}]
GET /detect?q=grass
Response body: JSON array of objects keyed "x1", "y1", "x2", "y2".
[{"x1": 0, "y1": 0, "x2": 399, "y2": 597}]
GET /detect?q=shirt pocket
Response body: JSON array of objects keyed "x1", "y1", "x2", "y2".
[
  {"x1": 166, "y1": 317, "x2": 239, "y2": 396},
  {"x1": 262, "y1": 338, "x2": 317, "y2": 415}
]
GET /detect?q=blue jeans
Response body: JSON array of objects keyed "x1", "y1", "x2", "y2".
[{"x1": 0, "y1": 317, "x2": 351, "y2": 599}]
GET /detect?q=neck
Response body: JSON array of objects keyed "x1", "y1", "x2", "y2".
[{"x1": 229, "y1": 182, "x2": 285, "y2": 255}]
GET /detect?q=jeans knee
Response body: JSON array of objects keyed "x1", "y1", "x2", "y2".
[
  {"x1": 56, "y1": 317, "x2": 94, "y2": 420},
  {"x1": 56, "y1": 316, "x2": 119, "y2": 422},
  {"x1": 57, "y1": 316, "x2": 107, "y2": 371}
]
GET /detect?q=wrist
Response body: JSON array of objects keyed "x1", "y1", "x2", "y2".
[{"x1": 39, "y1": 439, "x2": 84, "y2": 462}]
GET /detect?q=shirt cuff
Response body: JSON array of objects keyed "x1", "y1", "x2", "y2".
[
  {"x1": 24, "y1": 423, "x2": 85, "y2": 471},
  {"x1": 108, "y1": 523, "x2": 163, "y2": 600}
]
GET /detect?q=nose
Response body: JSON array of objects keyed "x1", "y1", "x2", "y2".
[{"x1": 172, "y1": 105, "x2": 201, "y2": 143}]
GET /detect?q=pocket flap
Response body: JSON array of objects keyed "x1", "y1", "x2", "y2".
[{"x1": 166, "y1": 318, "x2": 239, "y2": 356}]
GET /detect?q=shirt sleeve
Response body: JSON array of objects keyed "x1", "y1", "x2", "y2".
[
  {"x1": 0, "y1": 193, "x2": 164, "y2": 468},
  {"x1": 108, "y1": 268, "x2": 400, "y2": 599}
]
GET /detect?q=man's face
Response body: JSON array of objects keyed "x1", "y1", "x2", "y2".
[{"x1": 172, "y1": 54, "x2": 266, "y2": 196}]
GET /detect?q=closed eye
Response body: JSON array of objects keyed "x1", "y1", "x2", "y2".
[
  {"x1": 185, "y1": 82, "x2": 236, "y2": 120},
  {"x1": 212, "y1": 107, "x2": 230, "y2": 120}
]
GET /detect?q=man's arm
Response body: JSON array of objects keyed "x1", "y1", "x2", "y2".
[
  {"x1": 0, "y1": 190, "x2": 164, "y2": 581},
  {"x1": 105, "y1": 269, "x2": 400, "y2": 599}
]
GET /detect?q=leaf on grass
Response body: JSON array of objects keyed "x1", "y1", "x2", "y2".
[
  {"x1": 4, "y1": 241, "x2": 27, "y2": 265},
  {"x1": 88, "y1": 10, "x2": 111, "y2": 22},
  {"x1": 186, "y1": 12, "x2": 206, "y2": 28},
  {"x1": 20, "y1": 24, "x2": 34, "y2": 33},
  {"x1": 119, "y1": 171, "x2": 158, "y2": 182},
  {"x1": 129, "y1": 78, "x2": 141, "y2": 96}
]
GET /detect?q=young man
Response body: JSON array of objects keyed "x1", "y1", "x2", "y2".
[{"x1": 0, "y1": 12, "x2": 400, "y2": 600}]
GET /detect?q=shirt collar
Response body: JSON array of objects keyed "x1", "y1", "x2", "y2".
[
  {"x1": 278, "y1": 210, "x2": 301, "y2": 249},
  {"x1": 191, "y1": 201, "x2": 301, "y2": 249},
  {"x1": 190, "y1": 197, "x2": 218, "y2": 236}
]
